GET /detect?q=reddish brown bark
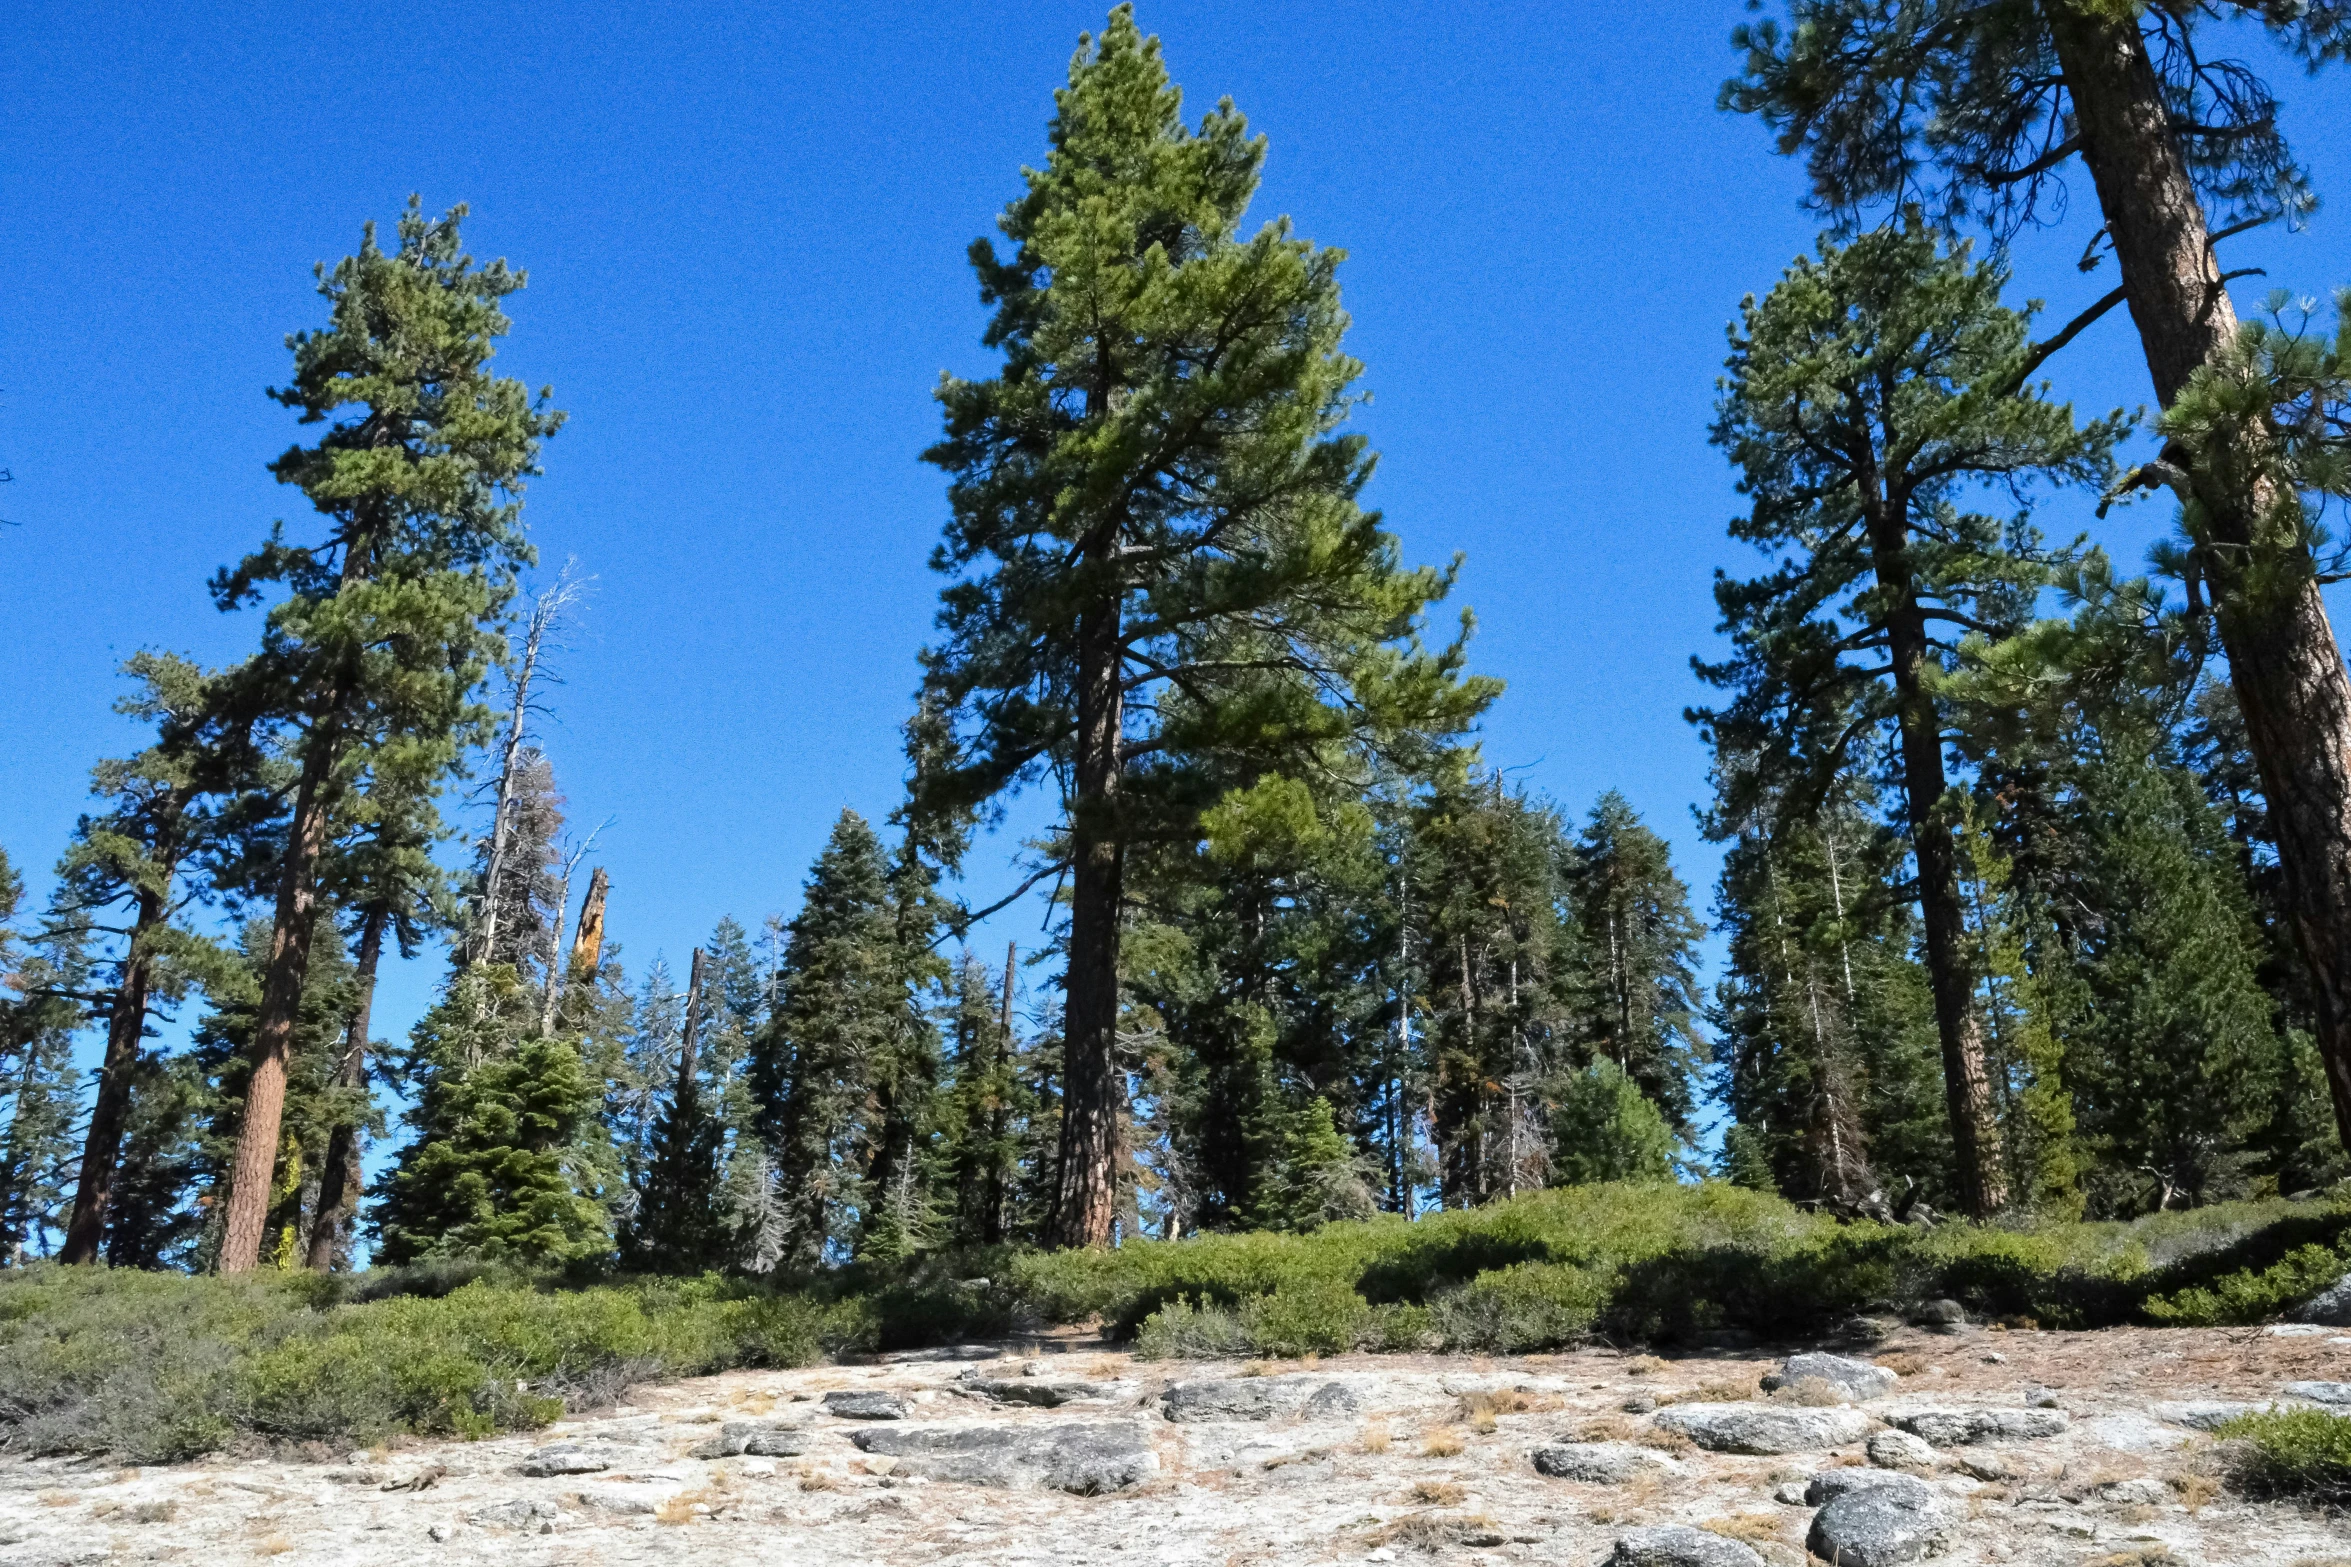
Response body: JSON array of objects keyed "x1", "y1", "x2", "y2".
[
  {"x1": 2049, "y1": 7, "x2": 2351, "y2": 1151},
  {"x1": 1048, "y1": 598, "x2": 1126, "y2": 1250},
  {"x1": 60, "y1": 874, "x2": 174, "y2": 1265}
]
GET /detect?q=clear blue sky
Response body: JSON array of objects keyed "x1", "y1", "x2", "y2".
[{"x1": 7, "y1": 3, "x2": 2351, "y2": 1076}]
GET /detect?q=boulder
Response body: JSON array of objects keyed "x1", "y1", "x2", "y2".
[
  {"x1": 1159, "y1": 1376, "x2": 1359, "y2": 1423},
  {"x1": 515, "y1": 1442, "x2": 621, "y2": 1478},
  {"x1": 1528, "y1": 1442, "x2": 1672, "y2": 1483},
  {"x1": 2281, "y1": 1380, "x2": 2351, "y2": 1405},
  {"x1": 1864, "y1": 1429, "x2": 1936, "y2": 1470},
  {"x1": 691, "y1": 1420, "x2": 812, "y2": 1459},
  {"x1": 1762, "y1": 1352, "x2": 1897, "y2": 1403},
  {"x1": 1910, "y1": 1298, "x2": 1966, "y2": 1329},
  {"x1": 2096, "y1": 1476, "x2": 2170, "y2": 1506},
  {"x1": 1600, "y1": 1523, "x2": 1765, "y2": 1567},
  {"x1": 2295, "y1": 1271, "x2": 2351, "y2": 1327},
  {"x1": 1805, "y1": 1471, "x2": 1956, "y2": 1567},
  {"x1": 2153, "y1": 1400, "x2": 2295, "y2": 1431},
  {"x1": 1890, "y1": 1408, "x2": 2067, "y2": 1447},
  {"x1": 845, "y1": 1422, "x2": 1157, "y2": 1494},
  {"x1": 1805, "y1": 1466, "x2": 1927, "y2": 1505},
  {"x1": 1652, "y1": 1403, "x2": 1873, "y2": 1454},
  {"x1": 822, "y1": 1390, "x2": 910, "y2": 1420}
]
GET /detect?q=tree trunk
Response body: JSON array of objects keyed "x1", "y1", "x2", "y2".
[
  {"x1": 1868, "y1": 503, "x2": 2009, "y2": 1217},
  {"x1": 1049, "y1": 599, "x2": 1125, "y2": 1249},
  {"x1": 677, "y1": 946, "x2": 708, "y2": 1087},
  {"x1": 2049, "y1": 6, "x2": 2351, "y2": 1151},
  {"x1": 305, "y1": 904, "x2": 386, "y2": 1272},
  {"x1": 218, "y1": 747, "x2": 338, "y2": 1273},
  {"x1": 569, "y1": 867, "x2": 609, "y2": 979},
  {"x1": 60, "y1": 878, "x2": 171, "y2": 1265}
]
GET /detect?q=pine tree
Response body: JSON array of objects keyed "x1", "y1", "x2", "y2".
[
  {"x1": 0, "y1": 900, "x2": 88, "y2": 1263},
  {"x1": 1563, "y1": 791, "x2": 1706, "y2": 1128},
  {"x1": 1548, "y1": 1062, "x2": 1677, "y2": 1187},
  {"x1": 917, "y1": 7, "x2": 1493, "y2": 1247},
  {"x1": 371, "y1": 966, "x2": 607, "y2": 1266},
  {"x1": 623, "y1": 949, "x2": 731, "y2": 1272},
  {"x1": 51, "y1": 653, "x2": 250, "y2": 1263},
  {"x1": 748, "y1": 812, "x2": 898, "y2": 1271},
  {"x1": 1695, "y1": 221, "x2": 2123, "y2": 1215},
  {"x1": 186, "y1": 916, "x2": 358, "y2": 1269},
  {"x1": 938, "y1": 949, "x2": 1029, "y2": 1248},
  {"x1": 212, "y1": 199, "x2": 562, "y2": 1272},
  {"x1": 1727, "y1": 0, "x2": 2351, "y2": 1166}
]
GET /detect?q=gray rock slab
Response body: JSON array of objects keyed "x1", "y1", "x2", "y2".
[
  {"x1": 847, "y1": 1422, "x2": 1157, "y2": 1494},
  {"x1": 1806, "y1": 1472, "x2": 1956, "y2": 1567},
  {"x1": 1528, "y1": 1442, "x2": 1673, "y2": 1483},
  {"x1": 2076, "y1": 1412, "x2": 2189, "y2": 1454},
  {"x1": 1890, "y1": 1408, "x2": 2067, "y2": 1446},
  {"x1": 691, "y1": 1420, "x2": 814, "y2": 1459},
  {"x1": 1159, "y1": 1376, "x2": 1359, "y2": 1423},
  {"x1": 1600, "y1": 1523, "x2": 1765, "y2": 1567},
  {"x1": 515, "y1": 1442, "x2": 624, "y2": 1478},
  {"x1": 2282, "y1": 1380, "x2": 2351, "y2": 1404},
  {"x1": 957, "y1": 1371, "x2": 1111, "y2": 1407},
  {"x1": 466, "y1": 1497, "x2": 567, "y2": 1530},
  {"x1": 1864, "y1": 1429, "x2": 1936, "y2": 1470},
  {"x1": 1763, "y1": 1352, "x2": 1898, "y2": 1402},
  {"x1": 2097, "y1": 1476, "x2": 2171, "y2": 1505},
  {"x1": 822, "y1": 1390, "x2": 911, "y2": 1420},
  {"x1": 2295, "y1": 1272, "x2": 2351, "y2": 1326},
  {"x1": 1652, "y1": 1403, "x2": 1873, "y2": 1454}
]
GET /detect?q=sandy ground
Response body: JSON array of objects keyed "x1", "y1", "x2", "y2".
[{"x1": 3, "y1": 1321, "x2": 2348, "y2": 1566}]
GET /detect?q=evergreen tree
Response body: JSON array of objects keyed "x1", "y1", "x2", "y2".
[
  {"x1": 748, "y1": 812, "x2": 898, "y2": 1271},
  {"x1": 917, "y1": 7, "x2": 1493, "y2": 1247},
  {"x1": 0, "y1": 907, "x2": 88, "y2": 1263},
  {"x1": 50, "y1": 653, "x2": 251, "y2": 1263},
  {"x1": 1548, "y1": 1062, "x2": 1677, "y2": 1187},
  {"x1": 1727, "y1": 0, "x2": 2351, "y2": 1164},
  {"x1": 1695, "y1": 221, "x2": 2123, "y2": 1215},
  {"x1": 101, "y1": 1052, "x2": 209, "y2": 1269},
  {"x1": 1563, "y1": 791, "x2": 1706, "y2": 1128},
  {"x1": 623, "y1": 949, "x2": 731, "y2": 1272},
  {"x1": 372, "y1": 966, "x2": 607, "y2": 1266},
  {"x1": 213, "y1": 199, "x2": 562, "y2": 1271},
  {"x1": 938, "y1": 949, "x2": 1029, "y2": 1247},
  {"x1": 186, "y1": 916, "x2": 358, "y2": 1270}
]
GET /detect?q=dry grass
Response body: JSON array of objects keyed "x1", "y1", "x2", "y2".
[
  {"x1": 1701, "y1": 1513, "x2": 1789, "y2": 1545},
  {"x1": 1358, "y1": 1422, "x2": 1392, "y2": 1455},
  {"x1": 1239, "y1": 1360, "x2": 1277, "y2": 1378},
  {"x1": 257, "y1": 1537, "x2": 295, "y2": 1557},
  {"x1": 656, "y1": 1480, "x2": 732, "y2": 1525},
  {"x1": 1875, "y1": 1352, "x2": 1930, "y2": 1377},
  {"x1": 1623, "y1": 1355, "x2": 1669, "y2": 1377},
  {"x1": 2170, "y1": 1470, "x2": 2220, "y2": 1514},
  {"x1": 1088, "y1": 1355, "x2": 1126, "y2": 1379},
  {"x1": 1420, "y1": 1427, "x2": 1465, "y2": 1458},
  {"x1": 2085, "y1": 1551, "x2": 2171, "y2": 1567},
  {"x1": 1582, "y1": 1470, "x2": 1666, "y2": 1524},
  {"x1": 1370, "y1": 1511, "x2": 1505, "y2": 1553},
  {"x1": 1408, "y1": 1480, "x2": 1466, "y2": 1506},
  {"x1": 1769, "y1": 1376, "x2": 1847, "y2": 1407},
  {"x1": 1660, "y1": 1377, "x2": 1758, "y2": 1406},
  {"x1": 795, "y1": 1466, "x2": 838, "y2": 1493}
]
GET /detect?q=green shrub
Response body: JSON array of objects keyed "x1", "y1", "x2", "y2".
[
  {"x1": 2144, "y1": 1243, "x2": 2349, "y2": 1326},
  {"x1": 1430, "y1": 1261, "x2": 1606, "y2": 1352},
  {"x1": 1133, "y1": 1295, "x2": 1253, "y2": 1359},
  {"x1": 2217, "y1": 1407, "x2": 2351, "y2": 1504},
  {"x1": 1240, "y1": 1280, "x2": 1371, "y2": 1357}
]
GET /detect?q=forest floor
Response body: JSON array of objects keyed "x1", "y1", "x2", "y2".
[{"x1": 3, "y1": 1319, "x2": 2347, "y2": 1567}]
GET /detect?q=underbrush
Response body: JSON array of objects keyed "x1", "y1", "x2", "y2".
[
  {"x1": 0, "y1": 1265, "x2": 869, "y2": 1463},
  {"x1": 2218, "y1": 1407, "x2": 2351, "y2": 1506},
  {"x1": 4, "y1": 1180, "x2": 2344, "y2": 1462}
]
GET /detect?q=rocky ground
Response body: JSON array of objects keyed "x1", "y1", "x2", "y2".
[{"x1": 4, "y1": 1318, "x2": 2348, "y2": 1566}]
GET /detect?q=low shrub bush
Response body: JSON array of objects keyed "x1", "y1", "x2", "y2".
[{"x1": 2217, "y1": 1407, "x2": 2351, "y2": 1504}]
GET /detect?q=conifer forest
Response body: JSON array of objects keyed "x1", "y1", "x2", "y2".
[{"x1": 13, "y1": 0, "x2": 2351, "y2": 1296}]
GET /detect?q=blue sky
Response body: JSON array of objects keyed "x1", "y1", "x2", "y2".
[{"x1": 7, "y1": 3, "x2": 2351, "y2": 1092}]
